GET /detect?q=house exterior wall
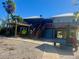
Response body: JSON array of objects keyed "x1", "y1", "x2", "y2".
[
  {"x1": 53, "y1": 16, "x2": 74, "y2": 23},
  {"x1": 51, "y1": 15, "x2": 79, "y2": 41},
  {"x1": 53, "y1": 16, "x2": 76, "y2": 27}
]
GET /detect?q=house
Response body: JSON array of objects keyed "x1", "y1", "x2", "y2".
[
  {"x1": 23, "y1": 13, "x2": 79, "y2": 43},
  {"x1": 24, "y1": 16, "x2": 46, "y2": 38},
  {"x1": 51, "y1": 13, "x2": 79, "y2": 45},
  {"x1": 0, "y1": 13, "x2": 78, "y2": 46}
]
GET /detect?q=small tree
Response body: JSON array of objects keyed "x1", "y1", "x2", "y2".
[{"x1": 17, "y1": 16, "x2": 23, "y2": 22}]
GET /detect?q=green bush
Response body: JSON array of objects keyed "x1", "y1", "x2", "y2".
[{"x1": 21, "y1": 29, "x2": 28, "y2": 35}]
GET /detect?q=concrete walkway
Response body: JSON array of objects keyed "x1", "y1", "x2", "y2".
[{"x1": 7, "y1": 37, "x2": 54, "y2": 45}]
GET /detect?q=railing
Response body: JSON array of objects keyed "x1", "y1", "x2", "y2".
[{"x1": 35, "y1": 24, "x2": 46, "y2": 38}]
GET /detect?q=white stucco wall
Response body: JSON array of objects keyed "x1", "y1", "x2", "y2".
[{"x1": 53, "y1": 16, "x2": 75, "y2": 23}]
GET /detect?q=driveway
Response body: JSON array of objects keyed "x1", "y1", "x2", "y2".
[{"x1": 0, "y1": 37, "x2": 79, "y2": 59}]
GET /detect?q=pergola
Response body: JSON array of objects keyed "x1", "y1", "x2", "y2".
[{"x1": 7, "y1": 21, "x2": 31, "y2": 37}]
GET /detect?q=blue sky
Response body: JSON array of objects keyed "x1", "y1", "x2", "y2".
[{"x1": 0, "y1": 0, "x2": 78, "y2": 19}]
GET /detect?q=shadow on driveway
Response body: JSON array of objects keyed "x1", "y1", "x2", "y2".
[{"x1": 36, "y1": 44, "x2": 74, "y2": 56}]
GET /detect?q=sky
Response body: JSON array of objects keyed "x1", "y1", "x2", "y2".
[{"x1": 0, "y1": 0, "x2": 79, "y2": 19}]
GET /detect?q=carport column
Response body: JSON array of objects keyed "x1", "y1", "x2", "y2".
[
  {"x1": 66, "y1": 25, "x2": 70, "y2": 42},
  {"x1": 15, "y1": 19, "x2": 17, "y2": 37}
]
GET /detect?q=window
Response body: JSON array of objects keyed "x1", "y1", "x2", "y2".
[
  {"x1": 57, "y1": 30, "x2": 63, "y2": 38},
  {"x1": 69, "y1": 30, "x2": 75, "y2": 38}
]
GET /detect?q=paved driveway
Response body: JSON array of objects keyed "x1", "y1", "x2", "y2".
[{"x1": 0, "y1": 37, "x2": 79, "y2": 59}]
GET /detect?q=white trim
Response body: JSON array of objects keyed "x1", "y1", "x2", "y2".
[
  {"x1": 52, "y1": 13, "x2": 74, "y2": 18},
  {"x1": 26, "y1": 16, "x2": 43, "y2": 19}
]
